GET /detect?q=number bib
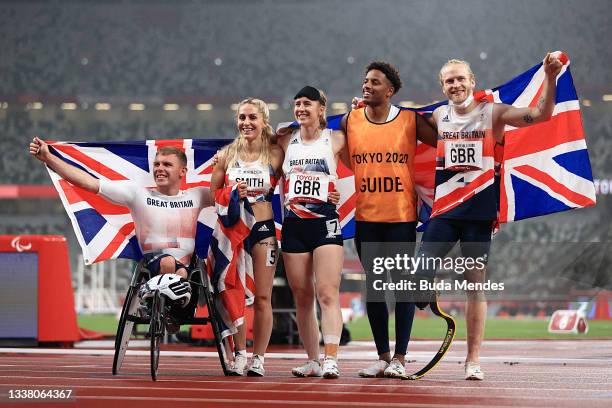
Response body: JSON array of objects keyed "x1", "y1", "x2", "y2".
[
  {"x1": 444, "y1": 140, "x2": 483, "y2": 171},
  {"x1": 287, "y1": 172, "x2": 330, "y2": 203},
  {"x1": 227, "y1": 167, "x2": 270, "y2": 198}
]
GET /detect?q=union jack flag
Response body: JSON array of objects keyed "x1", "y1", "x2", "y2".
[
  {"x1": 206, "y1": 185, "x2": 256, "y2": 339},
  {"x1": 486, "y1": 54, "x2": 596, "y2": 222}
]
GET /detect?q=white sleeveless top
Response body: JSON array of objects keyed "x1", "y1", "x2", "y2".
[
  {"x1": 226, "y1": 158, "x2": 275, "y2": 203},
  {"x1": 432, "y1": 102, "x2": 498, "y2": 220},
  {"x1": 282, "y1": 128, "x2": 338, "y2": 218},
  {"x1": 282, "y1": 128, "x2": 337, "y2": 177}
]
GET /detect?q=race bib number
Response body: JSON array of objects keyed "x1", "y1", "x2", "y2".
[
  {"x1": 287, "y1": 172, "x2": 329, "y2": 203},
  {"x1": 227, "y1": 167, "x2": 269, "y2": 197},
  {"x1": 326, "y1": 218, "x2": 341, "y2": 237},
  {"x1": 444, "y1": 140, "x2": 483, "y2": 171}
]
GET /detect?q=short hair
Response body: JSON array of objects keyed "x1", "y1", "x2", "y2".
[
  {"x1": 439, "y1": 59, "x2": 475, "y2": 85},
  {"x1": 365, "y1": 61, "x2": 402, "y2": 95},
  {"x1": 156, "y1": 146, "x2": 187, "y2": 167}
]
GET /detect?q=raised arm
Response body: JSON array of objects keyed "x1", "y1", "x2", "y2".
[
  {"x1": 29, "y1": 137, "x2": 100, "y2": 193},
  {"x1": 495, "y1": 52, "x2": 563, "y2": 128}
]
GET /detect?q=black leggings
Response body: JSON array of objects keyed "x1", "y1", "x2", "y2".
[{"x1": 355, "y1": 221, "x2": 416, "y2": 356}]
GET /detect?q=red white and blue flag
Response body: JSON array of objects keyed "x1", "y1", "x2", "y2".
[
  {"x1": 46, "y1": 55, "x2": 594, "y2": 264},
  {"x1": 206, "y1": 185, "x2": 256, "y2": 339}
]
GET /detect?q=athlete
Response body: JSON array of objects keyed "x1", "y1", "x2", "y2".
[
  {"x1": 342, "y1": 61, "x2": 437, "y2": 378},
  {"x1": 419, "y1": 53, "x2": 563, "y2": 380},
  {"x1": 211, "y1": 98, "x2": 283, "y2": 376},
  {"x1": 29, "y1": 139, "x2": 238, "y2": 332},
  {"x1": 277, "y1": 86, "x2": 344, "y2": 379}
]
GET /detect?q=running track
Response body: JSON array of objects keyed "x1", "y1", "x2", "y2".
[{"x1": 1, "y1": 340, "x2": 611, "y2": 407}]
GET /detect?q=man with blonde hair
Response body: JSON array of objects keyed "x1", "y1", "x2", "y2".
[{"x1": 418, "y1": 53, "x2": 563, "y2": 380}]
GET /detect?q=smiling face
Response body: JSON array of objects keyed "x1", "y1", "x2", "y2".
[
  {"x1": 153, "y1": 153, "x2": 186, "y2": 190},
  {"x1": 294, "y1": 96, "x2": 324, "y2": 128},
  {"x1": 362, "y1": 69, "x2": 394, "y2": 106},
  {"x1": 439, "y1": 62, "x2": 475, "y2": 105},
  {"x1": 236, "y1": 103, "x2": 266, "y2": 142}
]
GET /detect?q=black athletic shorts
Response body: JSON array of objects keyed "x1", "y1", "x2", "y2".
[
  {"x1": 248, "y1": 219, "x2": 276, "y2": 246},
  {"x1": 281, "y1": 216, "x2": 343, "y2": 253},
  {"x1": 142, "y1": 253, "x2": 188, "y2": 277}
]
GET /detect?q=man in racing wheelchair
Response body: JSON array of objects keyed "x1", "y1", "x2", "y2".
[{"x1": 30, "y1": 138, "x2": 247, "y2": 332}]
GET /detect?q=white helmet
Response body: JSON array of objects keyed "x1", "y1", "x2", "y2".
[{"x1": 140, "y1": 273, "x2": 191, "y2": 307}]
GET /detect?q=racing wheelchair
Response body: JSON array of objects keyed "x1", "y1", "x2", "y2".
[{"x1": 112, "y1": 256, "x2": 231, "y2": 380}]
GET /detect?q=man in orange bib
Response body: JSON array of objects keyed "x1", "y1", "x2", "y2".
[{"x1": 340, "y1": 61, "x2": 437, "y2": 378}]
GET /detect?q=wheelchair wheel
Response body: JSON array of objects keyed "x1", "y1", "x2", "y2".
[
  {"x1": 202, "y1": 286, "x2": 230, "y2": 375},
  {"x1": 112, "y1": 285, "x2": 141, "y2": 375},
  {"x1": 150, "y1": 290, "x2": 165, "y2": 381}
]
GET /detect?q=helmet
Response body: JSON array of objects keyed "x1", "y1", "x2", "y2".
[{"x1": 139, "y1": 273, "x2": 192, "y2": 307}]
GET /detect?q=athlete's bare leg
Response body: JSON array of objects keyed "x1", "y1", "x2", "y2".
[
  {"x1": 284, "y1": 252, "x2": 319, "y2": 360},
  {"x1": 313, "y1": 244, "x2": 343, "y2": 357},
  {"x1": 159, "y1": 256, "x2": 187, "y2": 279},
  {"x1": 464, "y1": 267, "x2": 487, "y2": 363},
  {"x1": 251, "y1": 237, "x2": 277, "y2": 356}
]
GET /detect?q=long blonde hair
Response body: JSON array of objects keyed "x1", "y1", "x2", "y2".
[{"x1": 222, "y1": 98, "x2": 275, "y2": 168}]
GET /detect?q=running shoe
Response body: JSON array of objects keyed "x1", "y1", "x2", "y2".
[
  {"x1": 229, "y1": 353, "x2": 248, "y2": 376},
  {"x1": 464, "y1": 361, "x2": 484, "y2": 380},
  {"x1": 358, "y1": 360, "x2": 390, "y2": 378},
  {"x1": 247, "y1": 355, "x2": 265, "y2": 377},
  {"x1": 383, "y1": 358, "x2": 406, "y2": 378},
  {"x1": 291, "y1": 360, "x2": 322, "y2": 377},
  {"x1": 322, "y1": 357, "x2": 340, "y2": 379}
]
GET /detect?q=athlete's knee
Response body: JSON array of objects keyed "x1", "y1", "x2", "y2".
[
  {"x1": 292, "y1": 287, "x2": 315, "y2": 309},
  {"x1": 316, "y1": 287, "x2": 339, "y2": 309},
  {"x1": 465, "y1": 289, "x2": 486, "y2": 301},
  {"x1": 159, "y1": 256, "x2": 177, "y2": 274},
  {"x1": 254, "y1": 294, "x2": 271, "y2": 311}
]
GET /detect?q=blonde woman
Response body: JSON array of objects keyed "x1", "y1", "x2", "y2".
[{"x1": 210, "y1": 98, "x2": 283, "y2": 376}]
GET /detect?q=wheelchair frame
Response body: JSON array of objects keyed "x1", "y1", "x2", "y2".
[{"x1": 112, "y1": 256, "x2": 231, "y2": 380}]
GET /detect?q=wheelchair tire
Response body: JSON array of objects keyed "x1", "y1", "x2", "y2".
[
  {"x1": 112, "y1": 285, "x2": 140, "y2": 375},
  {"x1": 202, "y1": 286, "x2": 230, "y2": 376},
  {"x1": 150, "y1": 290, "x2": 165, "y2": 381}
]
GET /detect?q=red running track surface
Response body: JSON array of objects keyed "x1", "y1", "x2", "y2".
[{"x1": 1, "y1": 339, "x2": 611, "y2": 408}]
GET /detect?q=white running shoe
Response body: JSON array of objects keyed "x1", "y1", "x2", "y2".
[
  {"x1": 322, "y1": 357, "x2": 340, "y2": 379},
  {"x1": 358, "y1": 360, "x2": 390, "y2": 378},
  {"x1": 291, "y1": 360, "x2": 322, "y2": 377},
  {"x1": 247, "y1": 355, "x2": 265, "y2": 377},
  {"x1": 464, "y1": 361, "x2": 484, "y2": 380},
  {"x1": 229, "y1": 353, "x2": 248, "y2": 376},
  {"x1": 383, "y1": 358, "x2": 406, "y2": 378}
]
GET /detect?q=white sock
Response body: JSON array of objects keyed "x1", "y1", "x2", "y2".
[
  {"x1": 253, "y1": 354, "x2": 264, "y2": 364},
  {"x1": 235, "y1": 350, "x2": 247, "y2": 357}
]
